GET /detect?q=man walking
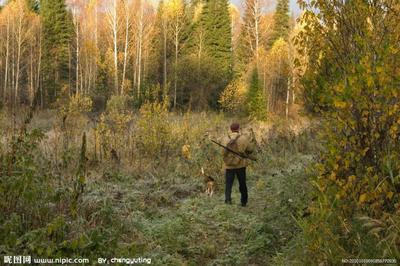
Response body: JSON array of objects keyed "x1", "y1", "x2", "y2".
[{"x1": 223, "y1": 123, "x2": 255, "y2": 207}]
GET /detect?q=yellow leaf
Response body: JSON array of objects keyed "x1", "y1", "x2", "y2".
[
  {"x1": 329, "y1": 172, "x2": 337, "y2": 181},
  {"x1": 347, "y1": 175, "x2": 356, "y2": 183},
  {"x1": 181, "y1": 144, "x2": 191, "y2": 160},
  {"x1": 359, "y1": 193, "x2": 368, "y2": 204},
  {"x1": 336, "y1": 84, "x2": 345, "y2": 93},
  {"x1": 361, "y1": 148, "x2": 369, "y2": 156},
  {"x1": 366, "y1": 76, "x2": 374, "y2": 87},
  {"x1": 387, "y1": 191, "x2": 394, "y2": 200},
  {"x1": 334, "y1": 100, "x2": 347, "y2": 109}
]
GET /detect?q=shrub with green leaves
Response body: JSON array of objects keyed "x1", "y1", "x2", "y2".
[
  {"x1": 296, "y1": 0, "x2": 400, "y2": 262},
  {"x1": 219, "y1": 78, "x2": 246, "y2": 115},
  {"x1": 95, "y1": 95, "x2": 133, "y2": 161},
  {"x1": 0, "y1": 129, "x2": 55, "y2": 253},
  {"x1": 136, "y1": 101, "x2": 175, "y2": 161},
  {"x1": 246, "y1": 69, "x2": 267, "y2": 121}
]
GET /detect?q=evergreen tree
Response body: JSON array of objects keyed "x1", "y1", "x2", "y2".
[
  {"x1": 246, "y1": 68, "x2": 267, "y2": 120},
  {"x1": 269, "y1": 0, "x2": 290, "y2": 46},
  {"x1": 176, "y1": 0, "x2": 233, "y2": 108},
  {"x1": 199, "y1": 0, "x2": 232, "y2": 77},
  {"x1": 41, "y1": 0, "x2": 73, "y2": 106},
  {"x1": 197, "y1": 0, "x2": 233, "y2": 106},
  {"x1": 182, "y1": 1, "x2": 204, "y2": 57}
]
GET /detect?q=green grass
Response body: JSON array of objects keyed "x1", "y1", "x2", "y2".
[
  {"x1": 72, "y1": 146, "x2": 315, "y2": 265},
  {"x1": 0, "y1": 110, "x2": 317, "y2": 265}
]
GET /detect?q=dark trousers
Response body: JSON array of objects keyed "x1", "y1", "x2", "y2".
[{"x1": 225, "y1": 167, "x2": 247, "y2": 205}]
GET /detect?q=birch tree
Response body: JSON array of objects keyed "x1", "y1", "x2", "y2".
[
  {"x1": 73, "y1": 6, "x2": 81, "y2": 94},
  {"x1": 106, "y1": 0, "x2": 120, "y2": 95},
  {"x1": 28, "y1": 10, "x2": 41, "y2": 105},
  {"x1": 0, "y1": 0, "x2": 37, "y2": 106},
  {"x1": 237, "y1": 0, "x2": 269, "y2": 68},
  {"x1": 121, "y1": 0, "x2": 131, "y2": 95},
  {"x1": 160, "y1": 1, "x2": 168, "y2": 98},
  {"x1": 167, "y1": 0, "x2": 186, "y2": 108},
  {"x1": 134, "y1": 0, "x2": 144, "y2": 97},
  {"x1": 2, "y1": 10, "x2": 11, "y2": 103}
]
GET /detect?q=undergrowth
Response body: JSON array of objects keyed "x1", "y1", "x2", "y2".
[{"x1": 0, "y1": 105, "x2": 317, "y2": 265}]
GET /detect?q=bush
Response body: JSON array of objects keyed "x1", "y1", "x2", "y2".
[
  {"x1": 136, "y1": 101, "x2": 174, "y2": 161},
  {"x1": 95, "y1": 95, "x2": 133, "y2": 161},
  {"x1": 246, "y1": 69, "x2": 267, "y2": 121},
  {"x1": 219, "y1": 78, "x2": 246, "y2": 114},
  {"x1": 296, "y1": 0, "x2": 400, "y2": 263},
  {"x1": 59, "y1": 93, "x2": 92, "y2": 133},
  {"x1": 106, "y1": 95, "x2": 130, "y2": 114},
  {"x1": 0, "y1": 128, "x2": 58, "y2": 255}
]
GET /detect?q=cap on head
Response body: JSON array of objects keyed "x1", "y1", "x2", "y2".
[{"x1": 230, "y1": 123, "x2": 240, "y2": 132}]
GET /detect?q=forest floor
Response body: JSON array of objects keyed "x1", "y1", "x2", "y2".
[
  {"x1": 1, "y1": 109, "x2": 319, "y2": 265},
  {"x1": 81, "y1": 152, "x2": 314, "y2": 265},
  {"x1": 78, "y1": 123, "x2": 317, "y2": 265}
]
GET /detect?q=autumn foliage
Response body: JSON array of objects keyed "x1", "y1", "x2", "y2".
[{"x1": 297, "y1": 0, "x2": 400, "y2": 261}]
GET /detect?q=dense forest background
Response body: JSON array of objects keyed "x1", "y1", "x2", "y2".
[
  {"x1": 0, "y1": 0, "x2": 299, "y2": 117},
  {"x1": 0, "y1": 0, "x2": 399, "y2": 265}
]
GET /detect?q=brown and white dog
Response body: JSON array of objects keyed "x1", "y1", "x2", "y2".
[{"x1": 201, "y1": 167, "x2": 215, "y2": 197}]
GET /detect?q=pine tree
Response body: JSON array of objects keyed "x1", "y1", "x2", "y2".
[
  {"x1": 197, "y1": 0, "x2": 233, "y2": 106},
  {"x1": 41, "y1": 0, "x2": 73, "y2": 106},
  {"x1": 246, "y1": 68, "x2": 267, "y2": 120},
  {"x1": 181, "y1": 1, "x2": 204, "y2": 59},
  {"x1": 200, "y1": 0, "x2": 232, "y2": 77},
  {"x1": 269, "y1": 0, "x2": 290, "y2": 46}
]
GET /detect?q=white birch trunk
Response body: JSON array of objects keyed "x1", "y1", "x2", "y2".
[
  {"x1": 29, "y1": 42, "x2": 34, "y2": 105},
  {"x1": 75, "y1": 10, "x2": 80, "y2": 95},
  {"x1": 174, "y1": 33, "x2": 178, "y2": 108},
  {"x1": 253, "y1": 0, "x2": 260, "y2": 67},
  {"x1": 4, "y1": 15, "x2": 10, "y2": 102},
  {"x1": 15, "y1": 8, "x2": 24, "y2": 107},
  {"x1": 37, "y1": 25, "x2": 42, "y2": 107},
  {"x1": 286, "y1": 77, "x2": 290, "y2": 119},
  {"x1": 162, "y1": 10, "x2": 167, "y2": 98},
  {"x1": 113, "y1": 0, "x2": 119, "y2": 94},
  {"x1": 107, "y1": 0, "x2": 119, "y2": 95},
  {"x1": 137, "y1": 2, "x2": 143, "y2": 98},
  {"x1": 121, "y1": 2, "x2": 130, "y2": 95}
]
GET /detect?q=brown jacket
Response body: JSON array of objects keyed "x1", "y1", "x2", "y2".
[{"x1": 222, "y1": 131, "x2": 255, "y2": 169}]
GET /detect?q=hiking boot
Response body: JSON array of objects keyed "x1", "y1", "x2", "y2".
[
  {"x1": 225, "y1": 200, "x2": 232, "y2": 204},
  {"x1": 241, "y1": 202, "x2": 247, "y2": 207}
]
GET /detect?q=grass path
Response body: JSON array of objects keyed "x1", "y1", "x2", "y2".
[{"x1": 87, "y1": 153, "x2": 312, "y2": 265}]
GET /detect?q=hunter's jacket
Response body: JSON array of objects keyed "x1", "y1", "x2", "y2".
[{"x1": 222, "y1": 131, "x2": 255, "y2": 170}]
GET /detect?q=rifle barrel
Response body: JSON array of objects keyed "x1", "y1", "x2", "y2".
[{"x1": 211, "y1": 139, "x2": 257, "y2": 162}]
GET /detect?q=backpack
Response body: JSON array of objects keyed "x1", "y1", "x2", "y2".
[{"x1": 223, "y1": 134, "x2": 241, "y2": 166}]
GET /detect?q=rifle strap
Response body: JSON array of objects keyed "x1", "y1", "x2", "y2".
[{"x1": 228, "y1": 133, "x2": 240, "y2": 144}]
